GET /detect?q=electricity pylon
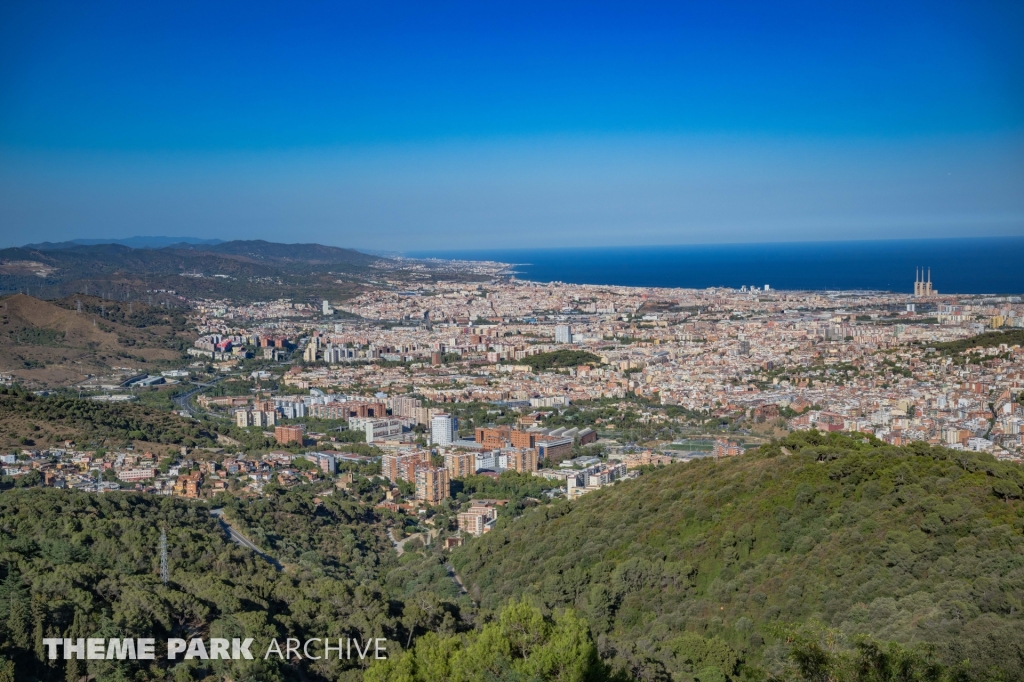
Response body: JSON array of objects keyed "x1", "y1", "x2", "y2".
[{"x1": 160, "y1": 529, "x2": 169, "y2": 584}]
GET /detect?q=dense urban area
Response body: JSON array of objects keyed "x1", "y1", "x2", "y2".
[
  {"x1": 1, "y1": 254, "x2": 1023, "y2": 682},
  {"x1": 9, "y1": 266, "x2": 1023, "y2": 496}
]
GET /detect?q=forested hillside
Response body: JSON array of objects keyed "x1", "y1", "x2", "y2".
[
  {"x1": 2, "y1": 432, "x2": 1022, "y2": 681},
  {"x1": 930, "y1": 329, "x2": 1024, "y2": 355},
  {"x1": 0, "y1": 484, "x2": 463, "y2": 681},
  {"x1": 0, "y1": 387, "x2": 215, "y2": 452},
  {"x1": 0, "y1": 294, "x2": 191, "y2": 386},
  {"x1": 0, "y1": 240, "x2": 486, "y2": 303},
  {"x1": 451, "y1": 432, "x2": 1024, "y2": 681},
  {"x1": 521, "y1": 350, "x2": 603, "y2": 372}
]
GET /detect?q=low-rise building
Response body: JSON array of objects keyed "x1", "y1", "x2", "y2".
[
  {"x1": 118, "y1": 467, "x2": 155, "y2": 482},
  {"x1": 458, "y1": 502, "x2": 499, "y2": 536},
  {"x1": 173, "y1": 471, "x2": 203, "y2": 498},
  {"x1": 305, "y1": 451, "x2": 337, "y2": 475}
]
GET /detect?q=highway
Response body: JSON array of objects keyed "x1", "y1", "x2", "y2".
[{"x1": 172, "y1": 375, "x2": 229, "y2": 416}]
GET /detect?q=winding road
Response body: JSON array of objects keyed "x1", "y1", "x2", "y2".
[
  {"x1": 387, "y1": 528, "x2": 471, "y2": 599},
  {"x1": 388, "y1": 527, "x2": 428, "y2": 556},
  {"x1": 445, "y1": 563, "x2": 469, "y2": 596},
  {"x1": 210, "y1": 508, "x2": 282, "y2": 570}
]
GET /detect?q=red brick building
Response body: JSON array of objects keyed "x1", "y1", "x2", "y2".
[{"x1": 275, "y1": 424, "x2": 305, "y2": 445}]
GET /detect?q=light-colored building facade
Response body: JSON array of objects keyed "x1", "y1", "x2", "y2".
[
  {"x1": 431, "y1": 413, "x2": 456, "y2": 447},
  {"x1": 415, "y1": 466, "x2": 450, "y2": 505},
  {"x1": 444, "y1": 451, "x2": 476, "y2": 479}
]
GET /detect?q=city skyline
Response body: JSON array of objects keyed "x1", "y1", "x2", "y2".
[{"x1": 1, "y1": 4, "x2": 1022, "y2": 673}]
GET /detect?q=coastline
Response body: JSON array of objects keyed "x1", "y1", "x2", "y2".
[{"x1": 410, "y1": 236, "x2": 1024, "y2": 294}]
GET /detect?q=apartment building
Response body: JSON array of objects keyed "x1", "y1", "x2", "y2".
[
  {"x1": 309, "y1": 400, "x2": 386, "y2": 420},
  {"x1": 353, "y1": 417, "x2": 404, "y2": 443},
  {"x1": 274, "y1": 397, "x2": 307, "y2": 419},
  {"x1": 475, "y1": 450, "x2": 497, "y2": 471},
  {"x1": 235, "y1": 408, "x2": 276, "y2": 428},
  {"x1": 621, "y1": 450, "x2": 677, "y2": 469},
  {"x1": 505, "y1": 448, "x2": 538, "y2": 473},
  {"x1": 117, "y1": 467, "x2": 155, "y2": 482},
  {"x1": 567, "y1": 462, "x2": 627, "y2": 499},
  {"x1": 173, "y1": 471, "x2": 203, "y2": 498},
  {"x1": 382, "y1": 450, "x2": 432, "y2": 482},
  {"x1": 391, "y1": 396, "x2": 423, "y2": 418},
  {"x1": 415, "y1": 466, "x2": 451, "y2": 505},
  {"x1": 274, "y1": 424, "x2": 305, "y2": 445},
  {"x1": 712, "y1": 439, "x2": 743, "y2": 458},
  {"x1": 444, "y1": 451, "x2": 476, "y2": 479}
]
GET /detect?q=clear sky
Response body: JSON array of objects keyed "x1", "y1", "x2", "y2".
[{"x1": 1, "y1": 0, "x2": 1022, "y2": 250}]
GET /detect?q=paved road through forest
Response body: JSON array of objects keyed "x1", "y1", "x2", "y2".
[{"x1": 210, "y1": 508, "x2": 282, "y2": 570}]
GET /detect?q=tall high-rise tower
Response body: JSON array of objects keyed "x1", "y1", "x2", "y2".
[{"x1": 431, "y1": 413, "x2": 456, "y2": 446}]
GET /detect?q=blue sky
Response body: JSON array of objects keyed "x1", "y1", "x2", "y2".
[{"x1": 1, "y1": 0, "x2": 1022, "y2": 249}]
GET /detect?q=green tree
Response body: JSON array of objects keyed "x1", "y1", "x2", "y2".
[{"x1": 367, "y1": 599, "x2": 609, "y2": 682}]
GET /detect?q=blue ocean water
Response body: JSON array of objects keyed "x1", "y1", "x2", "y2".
[{"x1": 411, "y1": 238, "x2": 1024, "y2": 294}]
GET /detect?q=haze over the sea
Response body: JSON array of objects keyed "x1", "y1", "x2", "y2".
[{"x1": 414, "y1": 238, "x2": 1024, "y2": 294}]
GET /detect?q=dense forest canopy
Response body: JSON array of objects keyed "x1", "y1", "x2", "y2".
[
  {"x1": 521, "y1": 350, "x2": 604, "y2": 372},
  {"x1": 0, "y1": 387, "x2": 217, "y2": 450},
  {"x1": 0, "y1": 485, "x2": 461, "y2": 681},
  {"x1": 1, "y1": 433, "x2": 1022, "y2": 681},
  {"x1": 930, "y1": 329, "x2": 1024, "y2": 355},
  {"x1": 450, "y1": 432, "x2": 1024, "y2": 681}
]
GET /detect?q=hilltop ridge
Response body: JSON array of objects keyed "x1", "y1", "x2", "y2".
[
  {"x1": 23, "y1": 236, "x2": 223, "y2": 249},
  {"x1": 450, "y1": 432, "x2": 1024, "y2": 680},
  {"x1": 0, "y1": 294, "x2": 190, "y2": 386},
  {"x1": 171, "y1": 239, "x2": 380, "y2": 267},
  {"x1": 0, "y1": 239, "x2": 487, "y2": 302}
]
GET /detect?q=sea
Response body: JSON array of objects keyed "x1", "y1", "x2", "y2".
[{"x1": 411, "y1": 237, "x2": 1024, "y2": 295}]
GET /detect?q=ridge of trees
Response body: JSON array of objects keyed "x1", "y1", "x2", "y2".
[
  {"x1": 0, "y1": 387, "x2": 216, "y2": 449},
  {"x1": 365, "y1": 599, "x2": 614, "y2": 682},
  {"x1": 0, "y1": 432, "x2": 1022, "y2": 680},
  {"x1": 0, "y1": 483, "x2": 464, "y2": 681},
  {"x1": 449, "y1": 431, "x2": 1024, "y2": 681},
  {"x1": 930, "y1": 329, "x2": 1024, "y2": 355}
]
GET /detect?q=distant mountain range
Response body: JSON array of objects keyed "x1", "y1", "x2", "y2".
[
  {"x1": 0, "y1": 239, "x2": 384, "y2": 302},
  {"x1": 1, "y1": 239, "x2": 489, "y2": 302},
  {"x1": 172, "y1": 239, "x2": 381, "y2": 266},
  {"x1": 24, "y1": 236, "x2": 224, "y2": 249}
]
